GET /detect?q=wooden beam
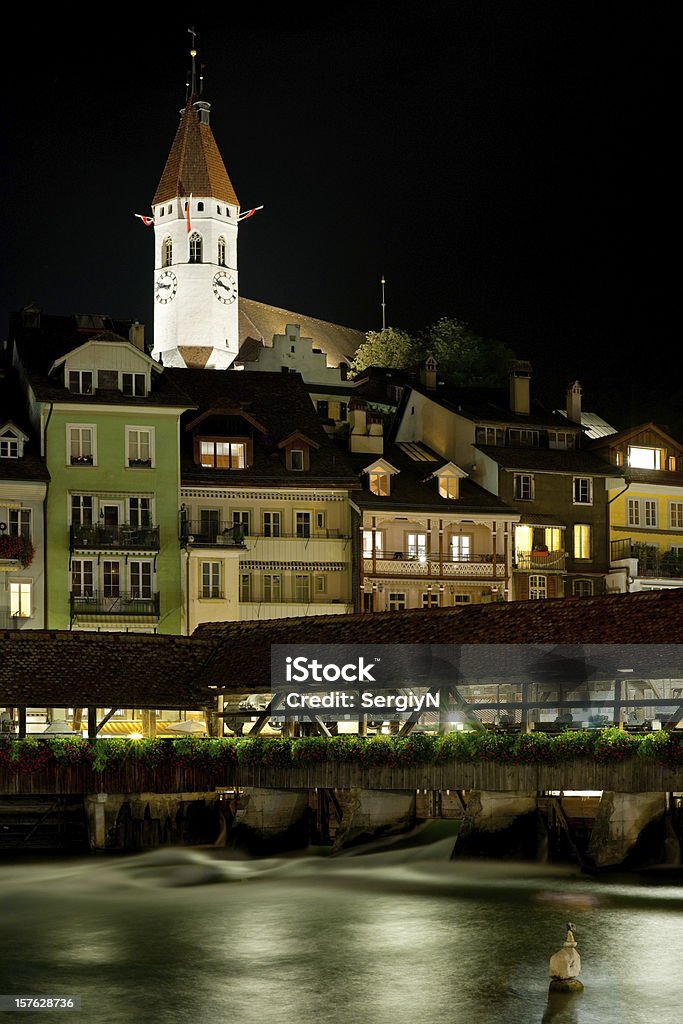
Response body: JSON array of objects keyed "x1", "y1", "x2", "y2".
[
  {"x1": 18, "y1": 706, "x2": 27, "y2": 740},
  {"x1": 94, "y1": 707, "x2": 120, "y2": 735},
  {"x1": 87, "y1": 706, "x2": 98, "y2": 740}
]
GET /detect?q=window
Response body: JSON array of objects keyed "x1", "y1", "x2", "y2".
[
  {"x1": 97, "y1": 370, "x2": 118, "y2": 391},
  {"x1": 513, "y1": 473, "x2": 534, "y2": 501},
  {"x1": 573, "y1": 579, "x2": 594, "y2": 597},
  {"x1": 290, "y1": 449, "x2": 305, "y2": 471},
  {"x1": 439, "y1": 475, "x2": 458, "y2": 499},
  {"x1": 669, "y1": 502, "x2": 683, "y2": 529},
  {"x1": 239, "y1": 574, "x2": 252, "y2": 602},
  {"x1": 127, "y1": 427, "x2": 154, "y2": 467},
  {"x1": 317, "y1": 401, "x2": 329, "y2": 418},
  {"x1": 292, "y1": 574, "x2": 310, "y2": 603},
  {"x1": 201, "y1": 561, "x2": 221, "y2": 599},
  {"x1": 388, "y1": 592, "x2": 406, "y2": 610},
  {"x1": 315, "y1": 511, "x2": 326, "y2": 531},
  {"x1": 103, "y1": 561, "x2": 120, "y2": 597},
  {"x1": 573, "y1": 478, "x2": 593, "y2": 504},
  {"x1": 362, "y1": 529, "x2": 381, "y2": 558},
  {"x1": 528, "y1": 575, "x2": 547, "y2": 599},
  {"x1": 218, "y1": 237, "x2": 226, "y2": 266},
  {"x1": 451, "y1": 535, "x2": 471, "y2": 561},
  {"x1": 128, "y1": 497, "x2": 152, "y2": 528},
  {"x1": 71, "y1": 495, "x2": 93, "y2": 526},
  {"x1": 189, "y1": 232, "x2": 203, "y2": 263},
  {"x1": 549, "y1": 432, "x2": 575, "y2": 450},
  {"x1": 314, "y1": 574, "x2": 326, "y2": 595},
  {"x1": 422, "y1": 592, "x2": 439, "y2": 608},
  {"x1": 217, "y1": 205, "x2": 222, "y2": 215},
  {"x1": 453, "y1": 594, "x2": 471, "y2": 604},
  {"x1": 232, "y1": 511, "x2": 250, "y2": 536},
  {"x1": 72, "y1": 559, "x2": 94, "y2": 597},
  {"x1": 508, "y1": 428, "x2": 539, "y2": 447},
  {"x1": 295, "y1": 511, "x2": 311, "y2": 538},
  {"x1": 515, "y1": 525, "x2": 533, "y2": 554},
  {"x1": 122, "y1": 373, "x2": 147, "y2": 398},
  {"x1": 68, "y1": 425, "x2": 95, "y2": 465},
  {"x1": 200, "y1": 508, "x2": 220, "y2": 542},
  {"x1": 10, "y1": 581, "x2": 32, "y2": 618},
  {"x1": 9, "y1": 509, "x2": 31, "y2": 538},
  {"x1": 0, "y1": 436, "x2": 19, "y2": 458},
  {"x1": 628, "y1": 498, "x2": 658, "y2": 527},
  {"x1": 475, "y1": 426, "x2": 505, "y2": 446},
  {"x1": 369, "y1": 471, "x2": 389, "y2": 496},
  {"x1": 407, "y1": 532, "x2": 428, "y2": 560},
  {"x1": 262, "y1": 511, "x2": 281, "y2": 537},
  {"x1": 574, "y1": 523, "x2": 591, "y2": 560},
  {"x1": 627, "y1": 446, "x2": 662, "y2": 469},
  {"x1": 68, "y1": 370, "x2": 93, "y2": 395},
  {"x1": 200, "y1": 440, "x2": 246, "y2": 469},
  {"x1": 263, "y1": 574, "x2": 282, "y2": 602},
  {"x1": 129, "y1": 560, "x2": 152, "y2": 598},
  {"x1": 162, "y1": 237, "x2": 172, "y2": 267}
]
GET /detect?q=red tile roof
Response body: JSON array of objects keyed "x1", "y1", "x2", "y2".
[{"x1": 153, "y1": 99, "x2": 239, "y2": 206}]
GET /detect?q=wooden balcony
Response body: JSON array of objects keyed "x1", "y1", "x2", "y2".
[
  {"x1": 515, "y1": 549, "x2": 566, "y2": 570},
  {"x1": 363, "y1": 553, "x2": 507, "y2": 579}
]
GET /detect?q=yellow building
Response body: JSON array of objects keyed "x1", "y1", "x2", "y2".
[{"x1": 592, "y1": 423, "x2": 683, "y2": 592}]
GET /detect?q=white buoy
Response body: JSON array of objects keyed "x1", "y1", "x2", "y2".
[{"x1": 548, "y1": 921, "x2": 584, "y2": 992}]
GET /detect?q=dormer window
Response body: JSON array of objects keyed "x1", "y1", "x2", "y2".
[
  {"x1": 0, "y1": 425, "x2": 25, "y2": 459},
  {"x1": 627, "y1": 445, "x2": 662, "y2": 469},
  {"x1": 439, "y1": 475, "x2": 458, "y2": 499},
  {"x1": 122, "y1": 373, "x2": 147, "y2": 398},
  {"x1": 369, "y1": 472, "x2": 390, "y2": 496},
  {"x1": 290, "y1": 449, "x2": 304, "y2": 471},
  {"x1": 69, "y1": 371, "x2": 93, "y2": 395},
  {"x1": 200, "y1": 440, "x2": 246, "y2": 469}
]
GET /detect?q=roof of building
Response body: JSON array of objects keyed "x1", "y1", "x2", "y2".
[
  {"x1": 238, "y1": 298, "x2": 365, "y2": 368},
  {"x1": 346, "y1": 440, "x2": 515, "y2": 514},
  {"x1": 475, "y1": 445, "x2": 621, "y2": 476},
  {"x1": 191, "y1": 589, "x2": 683, "y2": 690},
  {"x1": 557, "y1": 409, "x2": 617, "y2": 438},
  {"x1": 0, "y1": 366, "x2": 49, "y2": 483},
  {"x1": 409, "y1": 380, "x2": 576, "y2": 428},
  {"x1": 0, "y1": 632, "x2": 215, "y2": 708},
  {"x1": 167, "y1": 368, "x2": 360, "y2": 488},
  {"x1": 9, "y1": 312, "x2": 195, "y2": 410},
  {"x1": 153, "y1": 98, "x2": 239, "y2": 207}
]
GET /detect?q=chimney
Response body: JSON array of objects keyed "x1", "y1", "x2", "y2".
[
  {"x1": 509, "y1": 359, "x2": 532, "y2": 415},
  {"x1": 566, "y1": 380, "x2": 582, "y2": 425},
  {"x1": 129, "y1": 321, "x2": 145, "y2": 352},
  {"x1": 348, "y1": 400, "x2": 383, "y2": 454},
  {"x1": 21, "y1": 303, "x2": 41, "y2": 330},
  {"x1": 194, "y1": 100, "x2": 211, "y2": 125},
  {"x1": 419, "y1": 354, "x2": 438, "y2": 390}
]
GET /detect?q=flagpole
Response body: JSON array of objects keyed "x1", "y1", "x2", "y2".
[{"x1": 381, "y1": 276, "x2": 386, "y2": 330}]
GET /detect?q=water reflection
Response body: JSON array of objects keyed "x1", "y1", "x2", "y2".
[{"x1": 0, "y1": 841, "x2": 681, "y2": 1024}]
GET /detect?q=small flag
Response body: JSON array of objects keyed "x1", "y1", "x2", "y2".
[
  {"x1": 238, "y1": 205, "x2": 264, "y2": 222},
  {"x1": 185, "y1": 194, "x2": 193, "y2": 234},
  {"x1": 135, "y1": 214, "x2": 155, "y2": 226}
]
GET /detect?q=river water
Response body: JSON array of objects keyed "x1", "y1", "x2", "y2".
[{"x1": 1, "y1": 829, "x2": 682, "y2": 1024}]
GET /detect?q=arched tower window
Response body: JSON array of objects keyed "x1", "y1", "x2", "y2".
[
  {"x1": 189, "y1": 232, "x2": 203, "y2": 264},
  {"x1": 218, "y1": 237, "x2": 226, "y2": 267},
  {"x1": 162, "y1": 236, "x2": 173, "y2": 268}
]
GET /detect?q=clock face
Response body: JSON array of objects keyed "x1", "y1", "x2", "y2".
[
  {"x1": 155, "y1": 270, "x2": 177, "y2": 304},
  {"x1": 213, "y1": 270, "x2": 238, "y2": 304}
]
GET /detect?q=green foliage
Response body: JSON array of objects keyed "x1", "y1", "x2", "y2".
[
  {"x1": 349, "y1": 327, "x2": 416, "y2": 375},
  {"x1": 416, "y1": 317, "x2": 516, "y2": 386}
]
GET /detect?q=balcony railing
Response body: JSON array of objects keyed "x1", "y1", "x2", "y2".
[
  {"x1": 363, "y1": 552, "x2": 507, "y2": 578},
  {"x1": 515, "y1": 549, "x2": 566, "y2": 570},
  {"x1": 70, "y1": 591, "x2": 160, "y2": 617},
  {"x1": 70, "y1": 524, "x2": 160, "y2": 551},
  {"x1": 179, "y1": 520, "x2": 348, "y2": 546},
  {"x1": 611, "y1": 539, "x2": 683, "y2": 579}
]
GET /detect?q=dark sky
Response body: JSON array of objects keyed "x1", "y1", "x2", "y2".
[{"x1": 3, "y1": 5, "x2": 680, "y2": 432}]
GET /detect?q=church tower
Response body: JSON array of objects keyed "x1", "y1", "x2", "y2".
[{"x1": 151, "y1": 65, "x2": 240, "y2": 369}]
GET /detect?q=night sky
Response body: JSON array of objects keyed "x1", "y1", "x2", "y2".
[{"x1": 3, "y1": 6, "x2": 679, "y2": 433}]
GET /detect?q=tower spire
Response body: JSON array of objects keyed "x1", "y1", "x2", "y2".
[{"x1": 188, "y1": 26, "x2": 198, "y2": 96}]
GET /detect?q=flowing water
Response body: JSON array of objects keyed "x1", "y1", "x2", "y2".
[{"x1": 1, "y1": 828, "x2": 682, "y2": 1024}]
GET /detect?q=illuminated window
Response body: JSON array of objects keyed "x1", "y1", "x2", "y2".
[
  {"x1": 451, "y1": 535, "x2": 471, "y2": 561},
  {"x1": 10, "y1": 581, "x2": 32, "y2": 618},
  {"x1": 439, "y1": 475, "x2": 458, "y2": 499},
  {"x1": 573, "y1": 478, "x2": 593, "y2": 504},
  {"x1": 627, "y1": 446, "x2": 662, "y2": 469},
  {"x1": 574, "y1": 523, "x2": 591, "y2": 560},
  {"x1": 528, "y1": 575, "x2": 547, "y2": 599},
  {"x1": 513, "y1": 473, "x2": 534, "y2": 500},
  {"x1": 362, "y1": 530, "x2": 381, "y2": 558},
  {"x1": 162, "y1": 236, "x2": 172, "y2": 267},
  {"x1": 407, "y1": 533, "x2": 428, "y2": 560},
  {"x1": 200, "y1": 440, "x2": 246, "y2": 469},
  {"x1": 369, "y1": 472, "x2": 389, "y2": 496}
]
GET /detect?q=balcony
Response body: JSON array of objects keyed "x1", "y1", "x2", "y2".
[
  {"x1": 70, "y1": 591, "x2": 160, "y2": 617},
  {"x1": 363, "y1": 551, "x2": 507, "y2": 579},
  {"x1": 611, "y1": 539, "x2": 683, "y2": 579},
  {"x1": 70, "y1": 524, "x2": 160, "y2": 551},
  {"x1": 515, "y1": 549, "x2": 566, "y2": 570},
  {"x1": 179, "y1": 520, "x2": 348, "y2": 547}
]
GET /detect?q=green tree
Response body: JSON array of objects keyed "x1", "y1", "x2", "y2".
[
  {"x1": 417, "y1": 317, "x2": 515, "y2": 386},
  {"x1": 349, "y1": 327, "x2": 416, "y2": 376}
]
